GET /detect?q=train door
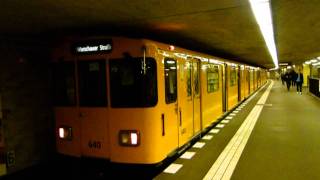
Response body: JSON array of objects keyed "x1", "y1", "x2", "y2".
[
  {"x1": 54, "y1": 60, "x2": 81, "y2": 157},
  {"x1": 250, "y1": 69, "x2": 254, "y2": 93},
  {"x1": 178, "y1": 59, "x2": 192, "y2": 146},
  {"x1": 222, "y1": 63, "x2": 227, "y2": 112},
  {"x1": 238, "y1": 65, "x2": 241, "y2": 101},
  {"x1": 77, "y1": 59, "x2": 110, "y2": 158},
  {"x1": 257, "y1": 70, "x2": 261, "y2": 87},
  {"x1": 245, "y1": 67, "x2": 250, "y2": 97},
  {"x1": 164, "y1": 58, "x2": 179, "y2": 146},
  {"x1": 227, "y1": 65, "x2": 238, "y2": 110},
  {"x1": 192, "y1": 59, "x2": 201, "y2": 135},
  {"x1": 255, "y1": 70, "x2": 257, "y2": 89},
  {"x1": 239, "y1": 65, "x2": 245, "y2": 101},
  {"x1": 178, "y1": 58, "x2": 201, "y2": 146}
]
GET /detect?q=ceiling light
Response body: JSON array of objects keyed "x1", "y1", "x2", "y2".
[{"x1": 249, "y1": 0, "x2": 279, "y2": 69}]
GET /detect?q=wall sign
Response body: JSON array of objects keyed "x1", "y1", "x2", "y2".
[{"x1": 72, "y1": 39, "x2": 112, "y2": 54}]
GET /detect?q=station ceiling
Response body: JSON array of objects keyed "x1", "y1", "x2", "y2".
[{"x1": 1, "y1": 0, "x2": 319, "y2": 68}]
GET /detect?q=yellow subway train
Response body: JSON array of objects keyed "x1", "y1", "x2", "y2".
[{"x1": 52, "y1": 36, "x2": 267, "y2": 164}]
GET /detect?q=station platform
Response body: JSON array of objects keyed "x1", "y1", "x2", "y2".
[{"x1": 155, "y1": 80, "x2": 320, "y2": 180}]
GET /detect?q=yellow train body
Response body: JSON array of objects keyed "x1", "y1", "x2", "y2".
[{"x1": 53, "y1": 37, "x2": 267, "y2": 164}]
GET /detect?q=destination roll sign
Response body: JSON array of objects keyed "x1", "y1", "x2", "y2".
[{"x1": 73, "y1": 39, "x2": 112, "y2": 54}]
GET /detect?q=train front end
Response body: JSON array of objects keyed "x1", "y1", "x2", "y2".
[{"x1": 53, "y1": 37, "x2": 177, "y2": 164}]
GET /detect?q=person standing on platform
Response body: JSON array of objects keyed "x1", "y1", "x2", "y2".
[
  {"x1": 284, "y1": 71, "x2": 292, "y2": 91},
  {"x1": 296, "y1": 69, "x2": 304, "y2": 94}
]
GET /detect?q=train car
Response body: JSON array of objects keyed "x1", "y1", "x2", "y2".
[{"x1": 52, "y1": 36, "x2": 267, "y2": 164}]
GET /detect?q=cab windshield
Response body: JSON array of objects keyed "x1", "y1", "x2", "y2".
[{"x1": 109, "y1": 57, "x2": 157, "y2": 107}]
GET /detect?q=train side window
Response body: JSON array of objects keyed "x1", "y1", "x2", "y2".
[
  {"x1": 52, "y1": 61, "x2": 76, "y2": 106},
  {"x1": 230, "y1": 67, "x2": 237, "y2": 86},
  {"x1": 78, "y1": 60, "x2": 107, "y2": 107},
  {"x1": 186, "y1": 62, "x2": 192, "y2": 97},
  {"x1": 164, "y1": 58, "x2": 177, "y2": 104},
  {"x1": 207, "y1": 64, "x2": 219, "y2": 93},
  {"x1": 110, "y1": 57, "x2": 157, "y2": 107},
  {"x1": 193, "y1": 61, "x2": 200, "y2": 95}
]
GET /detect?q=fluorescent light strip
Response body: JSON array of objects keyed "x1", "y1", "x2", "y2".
[{"x1": 249, "y1": 0, "x2": 279, "y2": 69}]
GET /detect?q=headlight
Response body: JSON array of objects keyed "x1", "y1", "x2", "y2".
[
  {"x1": 58, "y1": 126, "x2": 72, "y2": 140},
  {"x1": 119, "y1": 130, "x2": 140, "y2": 146}
]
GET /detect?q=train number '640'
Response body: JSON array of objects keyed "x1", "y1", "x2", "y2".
[{"x1": 88, "y1": 140, "x2": 101, "y2": 149}]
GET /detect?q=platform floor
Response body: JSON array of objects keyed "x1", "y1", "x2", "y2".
[{"x1": 156, "y1": 80, "x2": 320, "y2": 180}]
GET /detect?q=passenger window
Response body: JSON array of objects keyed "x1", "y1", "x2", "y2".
[
  {"x1": 193, "y1": 61, "x2": 200, "y2": 96},
  {"x1": 78, "y1": 60, "x2": 107, "y2": 107},
  {"x1": 186, "y1": 62, "x2": 192, "y2": 97},
  {"x1": 165, "y1": 58, "x2": 177, "y2": 104},
  {"x1": 230, "y1": 67, "x2": 237, "y2": 87},
  {"x1": 207, "y1": 64, "x2": 219, "y2": 93},
  {"x1": 52, "y1": 61, "x2": 76, "y2": 106}
]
